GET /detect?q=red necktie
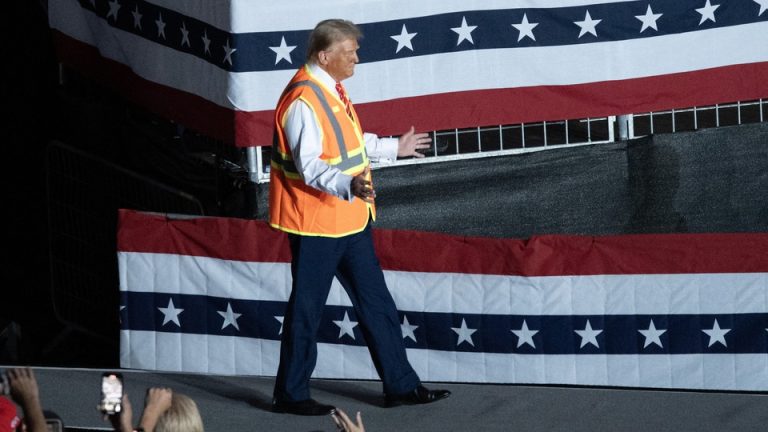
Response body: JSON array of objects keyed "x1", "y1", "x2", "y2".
[{"x1": 335, "y1": 82, "x2": 354, "y2": 120}]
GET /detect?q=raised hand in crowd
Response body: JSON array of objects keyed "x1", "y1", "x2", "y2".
[
  {"x1": 107, "y1": 393, "x2": 133, "y2": 432},
  {"x1": 109, "y1": 387, "x2": 203, "y2": 432},
  {"x1": 332, "y1": 408, "x2": 365, "y2": 432},
  {"x1": 138, "y1": 387, "x2": 173, "y2": 432},
  {"x1": 7, "y1": 368, "x2": 47, "y2": 432},
  {"x1": 107, "y1": 387, "x2": 172, "y2": 432}
]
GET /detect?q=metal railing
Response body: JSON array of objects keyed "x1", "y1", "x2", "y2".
[
  {"x1": 403, "y1": 116, "x2": 614, "y2": 166},
  {"x1": 45, "y1": 141, "x2": 205, "y2": 354},
  {"x1": 632, "y1": 99, "x2": 765, "y2": 136},
  {"x1": 250, "y1": 98, "x2": 767, "y2": 183}
]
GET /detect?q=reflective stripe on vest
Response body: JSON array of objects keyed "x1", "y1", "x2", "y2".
[
  {"x1": 270, "y1": 132, "x2": 300, "y2": 179},
  {"x1": 271, "y1": 80, "x2": 366, "y2": 177}
]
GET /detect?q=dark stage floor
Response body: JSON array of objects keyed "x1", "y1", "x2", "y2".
[{"x1": 4, "y1": 367, "x2": 766, "y2": 432}]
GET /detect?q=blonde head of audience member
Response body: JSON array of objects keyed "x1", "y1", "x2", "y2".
[{"x1": 154, "y1": 392, "x2": 204, "y2": 432}]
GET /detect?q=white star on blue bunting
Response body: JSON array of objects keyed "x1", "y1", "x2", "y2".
[
  {"x1": 574, "y1": 10, "x2": 602, "y2": 38},
  {"x1": 131, "y1": 5, "x2": 142, "y2": 30},
  {"x1": 401, "y1": 315, "x2": 418, "y2": 342},
  {"x1": 106, "y1": 0, "x2": 120, "y2": 21},
  {"x1": 756, "y1": 0, "x2": 768, "y2": 15},
  {"x1": 158, "y1": 298, "x2": 183, "y2": 327},
  {"x1": 635, "y1": 5, "x2": 663, "y2": 33},
  {"x1": 180, "y1": 22, "x2": 191, "y2": 47},
  {"x1": 696, "y1": 0, "x2": 720, "y2": 25},
  {"x1": 334, "y1": 311, "x2": 358, "y2": 340},
  {"x1": 451, "y1": 16, "x2": 477, "y2": 46},
  {"x1": 575, "y1": 320, "x2": 602, "y2": 348},
  {"x1": 217, "y1": 302, "x2": 242, "y2": 331},
  {"x1": 511, "y1": 320, "x2": 538, "y2": 348},
  {"x1": 638, "y1": 319, "x2": 666, "y2": 348},
  {"x1": 512, "y1": 14, "x2": 539, "y2": 42},
  {"x1": 391, "y1": 24, "x2": 417, "y2": 53},
  {"x1": 452, "y1": 318, "x2": 477, "y2": 347},
  {"x1": 155, "y1": 12, "x2": 166, "y2": 39},
  {"x1": 275, "y1": 316, "x2": 284, "y2": 335},
  {"x1": 223, "y1": 39, "x2": 237, "y2": 65},
  {"x1": 702, "y1": 319, "x2": 730, "y2": 347},
  {"x1": 201, "y1": 30, "x2": 211, "y2": 55},
  {"x1": 269, "y1": 36, "x2": 297, "y2": 65}
]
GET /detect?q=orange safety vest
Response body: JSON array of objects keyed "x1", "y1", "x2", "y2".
[{"x1": 269, "y1": 65, "x2": 375, "y2": 237}]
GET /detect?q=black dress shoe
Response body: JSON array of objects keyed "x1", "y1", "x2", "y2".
[
  {"x1": 384, "y1": 385, "x2": 451, "y2": 407},
  {"x1": 272, "y1": 398, "x2": 336, "y2": 416}
]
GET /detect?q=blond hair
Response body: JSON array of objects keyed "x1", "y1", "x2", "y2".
[
  {"x1": 154, "y1": 393, "x2": 204, "y2": 432},
  {"x1": 306, "y1": 19, "x2": 362, "y2": 62}
]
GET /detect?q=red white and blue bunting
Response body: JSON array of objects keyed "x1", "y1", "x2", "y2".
[{"x1": 118, "y1": 210, "x2": 768, "y2": 391}]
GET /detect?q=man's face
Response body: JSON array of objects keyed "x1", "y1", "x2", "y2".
[{"x1": 319, "y1": 37, "x2": 359, "y2": 82}]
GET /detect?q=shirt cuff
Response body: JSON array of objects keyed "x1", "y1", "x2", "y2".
[
  {"x1": 369, "y1": 136, "x2": 399, "y2": 165},
  {"x1": 336, "y1": 173, "x2": 354, "y2": 201}
]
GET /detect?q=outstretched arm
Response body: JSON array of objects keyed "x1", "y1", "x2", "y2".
[{"x1": 397, "y1": 126, "x2": 432, "y2": 158}]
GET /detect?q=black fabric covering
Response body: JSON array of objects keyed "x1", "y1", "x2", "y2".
[{"x1": 368, "y1": 122, "x2": 768, "y2": 238}]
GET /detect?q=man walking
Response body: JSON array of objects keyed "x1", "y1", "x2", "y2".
[{"x1": 269, "y1": 19, "x2": 451, "y2": 416}]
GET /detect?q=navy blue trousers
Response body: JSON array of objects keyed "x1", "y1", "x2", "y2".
[{"x1": 273, "y1": 224, "x2": 420, "y2": 402}]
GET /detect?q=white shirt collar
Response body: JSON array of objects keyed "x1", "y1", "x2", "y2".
[{"x1": 307, "y1": 62, "x2": 338, "y2": 94}]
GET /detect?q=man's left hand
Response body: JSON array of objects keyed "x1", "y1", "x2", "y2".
[
  {"x1": 351, "y1": 166, "x2": 375, "y2": 203},
  {"x1": 397, "y1": 126, "x2": 432, "y2": 158}
]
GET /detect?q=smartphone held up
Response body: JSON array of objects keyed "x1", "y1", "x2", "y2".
[{"x1": 98, "y1": 372, "x2": 123, "y2": 415}]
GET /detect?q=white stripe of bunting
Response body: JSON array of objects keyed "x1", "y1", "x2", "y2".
[
  {"x1": 119, "y1": 252, "x2": 768, "y2": 316},
  {"x1": 120, "y1": 330, "x2": 768, "y2": 390}
]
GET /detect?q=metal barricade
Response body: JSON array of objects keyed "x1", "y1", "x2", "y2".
[{"x1": 45, "y1": 141, "x2": 205, "y2": 355}]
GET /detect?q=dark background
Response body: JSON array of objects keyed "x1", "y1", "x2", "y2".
[
  {"x1": 3, "y1": 1, "x2": 253, "y2": 367},
  {"x1": 4, "y1": 1, "x2": 64, "y2": 366}
]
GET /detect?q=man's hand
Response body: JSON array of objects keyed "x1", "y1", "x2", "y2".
[
  {"x1": 351, "y1": 166, "x2": 375, "y2": 203},
  {"x1": 397, "y1": 126, "x2": 432, "y2": 158}
]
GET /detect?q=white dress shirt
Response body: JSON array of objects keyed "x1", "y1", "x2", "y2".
[{"x1": 282, "y1": 63, "x2": 398, "y2": 201}]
